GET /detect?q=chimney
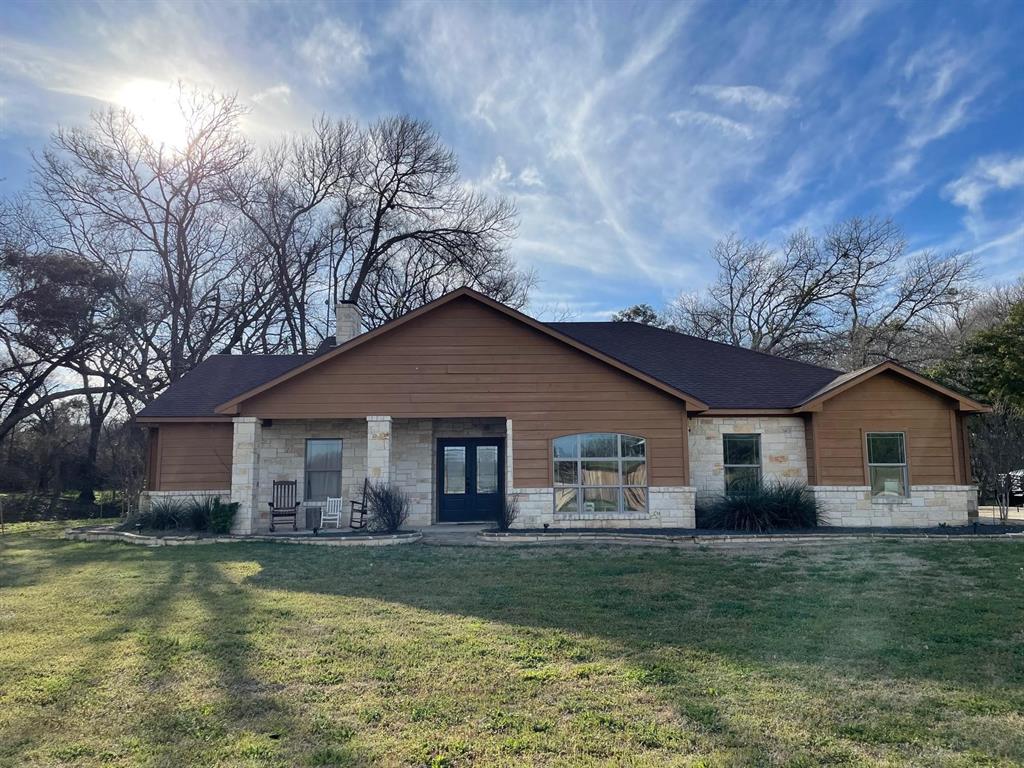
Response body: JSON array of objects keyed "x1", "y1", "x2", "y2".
[{"x1": 336, "y1": 300, "x2": 362, "y2": 345}]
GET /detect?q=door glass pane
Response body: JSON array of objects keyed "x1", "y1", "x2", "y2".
[
  {"x1": 552, "y1": 435, "x2": 578, "y2": 458},
  {"x1": 724, "y1": 434, "x2": 760, "y2": 465},
  {"x1": 622, "y1": 487, "x2": 647, "y2": 512},
  {"x1": 580, "y1": 433, "x2": 618, "y2": 457},
  {"x1": 582, "y1": 487, "x2": 618, "y2": 512},
  {"x1": 581, "y1": 460, "x2": 619, "y2": 486},
  {"x1": 476, "y1": 445, "x2": 498, "y2": 494},
  {"x1": 621, "y1": 435, "x2": 646, "y2": 457},
  {"x1": 622, "y1": 460, "x2": 647, "y2": 486},
  {"x1": 444, "y1": 446, "x2": 466, "y2": 494},
  {"x1": 555, "y1": 488, "x2": 578, "y2": 513},
  {"x1": 867, "y1": 433, "x2": 905, "y2": 464},
  {"x1": 554, "y1": 461, "x2": 578, "y2": 486},
  {"x1": 870, "y1": 465, "x2": 907, "y2": 496}
]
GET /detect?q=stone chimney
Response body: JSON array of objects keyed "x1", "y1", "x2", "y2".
[{"x1": 336, "y1": 300, "x2": 362, "y2": 345}]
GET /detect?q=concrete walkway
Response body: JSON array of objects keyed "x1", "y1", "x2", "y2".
[{"x1": 417, "y1": 523, "x2": 489, "y2": 546}]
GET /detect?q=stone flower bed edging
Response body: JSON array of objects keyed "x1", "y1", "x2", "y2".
[
  {"x1": 478, "y1": 528, "x2": 1024, "y2": 548},
  {"x1": 64, "y1": 526, "x2": 422, "y2": 548}
]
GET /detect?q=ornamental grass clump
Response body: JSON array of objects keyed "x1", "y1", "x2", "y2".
[
  {"x1": 496, "y1": 494, "x2": 520, "y2": 531},
  {"x1": 695, "y1": 480, "x2": 822, "y2": 532}
]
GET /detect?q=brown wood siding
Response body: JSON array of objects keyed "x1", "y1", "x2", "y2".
[
  {"x1": 815, "y1": 371, "x2": 959, "y2": 485},
  {"x1": 239, "y1": 296, "x2": 689, "y2": 487},
  {"x1": 153, "y1": 423, "x2": 233, "y2": 491},
  {"x1": 803, "y1": 414, "x2": 818, "y2": 485}
]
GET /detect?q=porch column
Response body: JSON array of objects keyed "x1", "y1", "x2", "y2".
[
  {"x1": 230, "y1": 416, "x2": 262, "y2": 534},
  {"x1": 367, "y1": 416, "x2": 392, "y2": 484},
  {"x1": 505, "y1": 418, "x2": 515, "y2": 492}
]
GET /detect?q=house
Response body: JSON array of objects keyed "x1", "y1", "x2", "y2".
[{"x1": 135, "y1": 287, "x2": 987, "y2": 532}]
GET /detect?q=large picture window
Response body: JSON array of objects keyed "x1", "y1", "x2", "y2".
[
  {"x1": 723, "y1": 434, "x2": 761, "y2": 495},
  {"x1": 866, "y1": 432, "x2": 908, "y2": 497},
  {"x1": 553, "y1": 433, "x2": 647, "y2": 514},
  {"x1": 305, "y1": 438, "x2": 342, "y2": 501}
]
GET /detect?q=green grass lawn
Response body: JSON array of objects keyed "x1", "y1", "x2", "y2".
[{"x1": 1, "y1": 525, "x2": 1023, "y2": 767}]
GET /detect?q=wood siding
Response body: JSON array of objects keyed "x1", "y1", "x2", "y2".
[
  {"x1": 153, "y1": 422, "x2": 233, "y2": 491},
  {"x1": 239, "y1": 296, "x2": 689, "y2": 488},
  {"x1": 814, "y1": 371, "x2": 962, "y2": 485}
]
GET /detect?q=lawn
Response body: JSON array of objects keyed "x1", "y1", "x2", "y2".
[{"x1": 1, "y1": 524, "x2": 1023, "y2": 767}]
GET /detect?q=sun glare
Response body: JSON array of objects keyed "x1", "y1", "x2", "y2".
[{"x1": 114, "y1": 79, "x2": 192, "y2": 150}]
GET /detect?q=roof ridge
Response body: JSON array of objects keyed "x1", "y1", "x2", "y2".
[{"x1": 549, "y1": 320, "x2": 843, "y2": 376}]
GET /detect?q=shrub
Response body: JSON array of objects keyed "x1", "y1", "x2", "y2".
[
  {"x1": 366, "y1": 482, "x2": 410, "y2": 533},
  {"x1": 695, "y1": 480, "x2": 821, "y2": 532},
  {"x1": 209, "y1": 498, "x2": 239, "y2": 534},
  {"x1": 186, "y1": 495, "x2": 216, "y2": 531},
  {"x1": 129, "y1": 498, "x2": 187, "y2": 531},
  {"x1": 496, "y1": 494, "x2": 520, "y2": 531}
]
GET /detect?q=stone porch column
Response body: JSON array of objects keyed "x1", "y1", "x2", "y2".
[
  {"x1": 367, "y1": 416, "x2": 392, "y2": 484},
  {"x1": 230, "y1": 416, "x2": 262, "y2": 534},
  {"x1": 505, "y1": 418, "x2": 514, "y2": 492}
]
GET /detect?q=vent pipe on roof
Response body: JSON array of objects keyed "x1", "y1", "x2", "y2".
[{"x1": 336, "y1": 300, "x2": 362, "y2": 345}]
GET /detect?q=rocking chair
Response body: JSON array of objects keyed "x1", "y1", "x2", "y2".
[
  {"x1": 269, "y1": 480, "x2": 299, "y2": 532},
  {"x1": 350, "y1": 478, "x2": 370, "y2": 529}
]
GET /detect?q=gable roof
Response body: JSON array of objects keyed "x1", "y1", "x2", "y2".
[
  {"x1": 210, "y1": 288, "x2": 711, "y2": 415},
  {"x1": 136, "y1": 288, "x2": 990, "y2": 421},
  {"x1": 136, "y1": 354, "x2": 311, "y2": 419},
  {"x1": 794, "y1": 360, "x2": 990, "y2": 413},
  {"x1": 550, "y1": 322, "x2": 841, "y2": 409}
]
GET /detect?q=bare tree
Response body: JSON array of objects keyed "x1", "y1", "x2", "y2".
[
  {"x1": 332, "y1": 116, "x2": 526, "y2": 327},
  {"x1": 669, "y1": 217, "x2": 977, "y2": 368},
  {"x1": 970, "y1": 402, "x2": 1024, "y2": 522}
]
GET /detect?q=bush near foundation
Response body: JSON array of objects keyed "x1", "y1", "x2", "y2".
[{"x1": 695, "y1": 481, "x2": 822, "y2": 532}]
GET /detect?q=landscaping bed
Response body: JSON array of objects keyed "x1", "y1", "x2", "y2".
[{"x1": 484, "y1": 523, "x2": 1024, "y2": 538}]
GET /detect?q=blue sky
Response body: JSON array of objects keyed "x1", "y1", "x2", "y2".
[{"x1": 1, "y1": 0, "x2": 1022, "y2": 319}]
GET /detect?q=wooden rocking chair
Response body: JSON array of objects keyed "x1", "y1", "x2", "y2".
[
  {"x1": 269, "y1": 480, "x2": 299, "y2": 532},
  {"x1": 350, "y1": 478, "x2": 370, "y2": 529}
]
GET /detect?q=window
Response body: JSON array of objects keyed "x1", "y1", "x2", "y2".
[
  {"x1": 723, "y1": 434, "x2": 761, "y2": 495},
  {"x1": 477, "y1": 445, "x2": 499, "y2": 493},
  {"x1": 552, "y1": 433, "x2": 647, "y2": 514},
  {"x1": 443, "y1": 446, "x2": 466, "y2": 494},
  {"x1": 866, "y1": 432, "x2": 908, "y2": 497},
  {"x1": 305, "y1": 439, "x2": 342, "y2": 501}
]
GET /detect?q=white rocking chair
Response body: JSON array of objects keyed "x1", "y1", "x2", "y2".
[{"x1": 320, "y1": 497, "x2": 344, "y2": 531}]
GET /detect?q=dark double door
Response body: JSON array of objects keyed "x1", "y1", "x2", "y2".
[{"x1": 436, "y1": 438, "x2": 504, "y2": 523}]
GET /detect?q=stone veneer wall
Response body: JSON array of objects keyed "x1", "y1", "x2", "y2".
[
  {"x1": 257, "y1": 419, "x2": 367, "y2": 531},
  {"x1": 509, "y1": 487, "x2": 696, "y2": 529},
  {"x1": 138, "y1": 489, "x2": 229, "y2": 513},
  {"x1": 812, "y1": 485, "x2": 977, "y2": 527},
  {"x1": 689, "y1": 416, "x2": 808, "y2": 499}
]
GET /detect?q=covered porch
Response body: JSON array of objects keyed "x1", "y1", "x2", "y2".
[{"x1": 230, "y1": 415, "x2": 509, "y2": 534}]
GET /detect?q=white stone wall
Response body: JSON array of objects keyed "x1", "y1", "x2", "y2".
[
  {"x1": 812, "y1": 485, "x2": 976, "y2": 527},
  {"x1": 391, "y1": 419, "x2": 433, "y2": 527},
  {"x1": 689, "y1": 416, "x2": 808, "y2": 499},
  {"x1": 508, "y1": 486, "x2": 696, "y2": 529},
  {"x1": 230, "y1": 417, "x2": 262, "y2": 534},
  {"x1": 138, "y1": 489, "x2": 229, "y2": 513},
  {"x1": 256, "y1": 419, "x2": 366, "y2": 531}
]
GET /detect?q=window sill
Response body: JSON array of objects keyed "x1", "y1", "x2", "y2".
[
  {"x1": 871, "y1": 494, "x2": 911, "y2": 505},
  {"x1": 555, "y1": 511, "x2": 649, "y2": 521}
]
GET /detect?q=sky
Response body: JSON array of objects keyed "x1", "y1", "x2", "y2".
[{"x1": 1, "y1": 0, "x2": 1022, "y2": 319}]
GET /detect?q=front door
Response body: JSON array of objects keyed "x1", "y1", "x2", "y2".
[{"x1": 436, "y1": 438, "x2": 504, "y2": 523}]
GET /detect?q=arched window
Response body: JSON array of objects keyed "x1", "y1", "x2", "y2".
[{"x1": 552, "y1": 433, "x2": 647, "y2": 514}]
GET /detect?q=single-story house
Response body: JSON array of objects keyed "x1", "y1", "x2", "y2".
[{"x1": 136, "y1": 287, "x2": 987, "y2": 532}]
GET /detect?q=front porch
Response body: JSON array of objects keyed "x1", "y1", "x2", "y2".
[{"x1": 230, "y1": 416, "x2": 509, "y2": 534}]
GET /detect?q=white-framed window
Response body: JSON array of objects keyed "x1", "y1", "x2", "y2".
[
  {"x1": 723, "y1": 433, "x2": 761, "y2": 495},
  {"x1": 552, "y1": 433, "x2": 647, "y2": 514},
  {"x1": 305, "y1": 438, "x2": 342, "y2": 501},
  {"x1": 866, "y1": 432, "x2": 908, "y2": 497}
]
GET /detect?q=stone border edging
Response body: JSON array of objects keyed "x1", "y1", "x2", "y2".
[
  {"x1": 478, "y1": 530, "x2": 1024, "y2": 548},
  {"x1": 64, "y1": 526, "x2": 422, "y2": 548}
]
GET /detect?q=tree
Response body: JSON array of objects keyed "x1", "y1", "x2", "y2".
[
  {"x1": 969, "y1": 402, "x2": 1024, "y2": 522},
  {"x1": 332, "y1": 116, "x2": 528, "y2": 326},
  {"x1": 944, "y1": 301, "x2": 1024, "y2": 409},
  {"x1": 669, "y1": 218, "x2": 977, "y2": 368},
  {"x1": 610, "y1": 304, "x2": 676, "y2": 329}
]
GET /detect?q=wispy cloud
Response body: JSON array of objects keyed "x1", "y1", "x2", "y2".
[
  {"x1": 691, "y1": 84, "x2": 794, "y2": 111},
  {"x1": 299, "y1": 19, "x2": 370, "y2": 87},
  {"x1": 668, "y1": 109, "x2": 754, "y2": 139},
  {"x1": 945, "y1": 155, "x2": 1024, "y2": 213}
]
